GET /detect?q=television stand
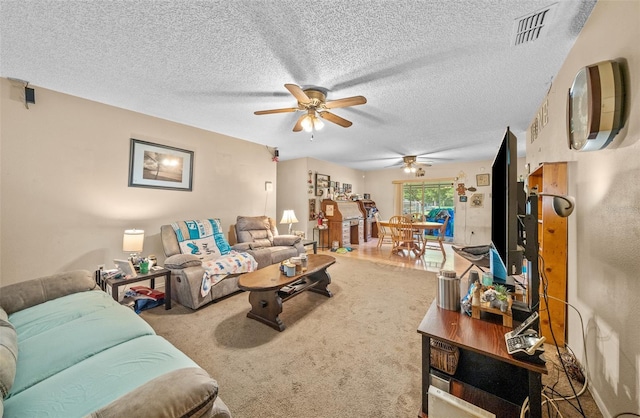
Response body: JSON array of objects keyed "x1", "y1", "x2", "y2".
[{"x1": 417, "y1": 301, "x2": 547, "y2": 418}]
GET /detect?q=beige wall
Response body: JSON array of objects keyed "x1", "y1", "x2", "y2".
[
  {"x1": 277, "y1": 157, "x2": 365, "y2": 238},
  {"x1": 526, "y1": 1, "x2": 640, "y2": 415},
  {"x1": 363, "y1": 157, "x2": 527, "y2": 246},
  {"x1": 0, "y1": 80, "x2": 276, "y2": 286}
]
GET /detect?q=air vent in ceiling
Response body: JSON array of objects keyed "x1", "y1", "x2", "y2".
[{"x1": 514, "y1": 4, "x2": 557, "y2": 45}]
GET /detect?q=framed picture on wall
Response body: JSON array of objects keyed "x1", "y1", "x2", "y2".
[
  {"x1": 129, "y1": 139, "x2": 194, "y2": 191},
  {"x1": 309, "y1": 199, "x2": 317, "y2": 220},
  {"x1": 476, "y1": 173, "x2": 490, "y2": 187},
  {"x1": 315, "y1": 173, "x2": 330, "y2": 196}
]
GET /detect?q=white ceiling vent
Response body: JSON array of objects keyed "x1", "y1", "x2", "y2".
[{"x1": 514, "y1": 3, "x2": 557, "y2": 45}]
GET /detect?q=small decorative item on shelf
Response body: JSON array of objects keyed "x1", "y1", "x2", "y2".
[
  {"x1": 471, "y1": 282, "x2": 513, "y2": 327},
  {"x1": 139, "y1": 259, "x2": 150, "y2": 274}
]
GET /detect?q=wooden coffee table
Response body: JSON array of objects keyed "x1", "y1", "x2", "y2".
[{"x1": 238, "y1": 254, "x2": 335, "y2": 331}]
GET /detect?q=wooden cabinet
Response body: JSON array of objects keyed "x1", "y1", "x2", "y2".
[
  {"x1": 528, "y1": 162, "x2": 568, "y2": 345},
  {"x1": 321, "y1": 199, "x2": 365, "y2": 248}
]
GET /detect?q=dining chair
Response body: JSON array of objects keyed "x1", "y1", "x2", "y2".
[
  {"x1": 423, "y1": 215, "x2": 450, "y2": 258},
  {"x1": 374, "y1": 212, "x2": 394, "y2": 248},
  {"x1": 389, "y1": 216, "x2": 420, "y2": 256},
  {"x1": 387, "y1": 215, "x2": 404, "y2": 251}
]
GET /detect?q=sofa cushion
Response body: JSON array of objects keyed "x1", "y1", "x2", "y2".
[
  {"x1": 231, "y1": 242, "x2": 251, "y2": 252},
  {"x1": 247, "y1": 246, "x2": 299, "y2": 269},
  {"x1": 165, "y1": 254, "x2": 202, "y2": 269},
  {"x1": 273, "y1": 235, "x2": 301, "y2": 246},
  {"x1": 8, "y1": 291, "x2": 155, "y2": 397},
  {"x1": 3, "y1": 335, "x2": 199, "y2": 418},
  {"x1": 171, "y1": 219, "x2": 232, "y2": 260},
  {"x1": 249, "y1": 238, "x2": 272, "y2": 249},
  {"x1": 0, "y1": 308, "x2": 17, "y2": 399},
  {"x1": 235, "y1": 216, "x2": 274, "y2": 244}
]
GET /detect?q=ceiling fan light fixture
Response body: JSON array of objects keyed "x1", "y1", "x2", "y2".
[
  {"x1": 301, "y1": 111, "x2": 324, "y2": 132},
  {"x1": 301, "y1": 115, "x2": 313, "y2": 132}
]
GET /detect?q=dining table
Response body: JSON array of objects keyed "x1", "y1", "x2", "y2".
[{"x1": 378, "y1": 220, "x2": 444, "y2": 256}]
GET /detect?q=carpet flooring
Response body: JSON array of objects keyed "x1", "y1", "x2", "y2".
[{"x1": 141, "y1": 256, "x2": 601, "y2": 418}]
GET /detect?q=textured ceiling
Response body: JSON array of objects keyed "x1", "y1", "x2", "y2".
[{"x1": 0, "y1": 0, "x2": 596, "y2": 171}]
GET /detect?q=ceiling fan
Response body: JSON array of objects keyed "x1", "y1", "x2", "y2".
[
  {"x1": 254, "y1": 84, "x2": 367, "y2": 132},
  {"x1": 400, "y1": 156, "x2": 429, "y2": 173}
]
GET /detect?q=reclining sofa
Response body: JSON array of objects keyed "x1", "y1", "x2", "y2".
[
  {"x1": 0, "y1": 270, "x2": 230, "y2": 418},
  {"x1": 161, "y1": 216, "x2": 304, "y2": 310}
]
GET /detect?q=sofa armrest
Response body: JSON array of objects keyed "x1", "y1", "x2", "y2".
[
  {"x1": 231, "y1": 242, "x2": 251, "y2": 251},
  {"x1": 0, "y1": 270, "x2": 96, "y2": 315},
  {"x1": 164, "y1": 254, "x2": 202, "y2": 269},
  {"x1": 273, "y1": 235, "x2": 301, "y2": 246},
  {"x1": 85, "y1": 367, "x2": 226, "y2": 418}
]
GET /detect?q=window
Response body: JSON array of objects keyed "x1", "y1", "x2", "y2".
[{"x1": 402, "y1": 181, "x2": 455, "y2": 239}]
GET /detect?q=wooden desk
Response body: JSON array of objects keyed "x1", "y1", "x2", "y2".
[{"x1": 417, "y1": 301, "x2": 546, "y2": 418}]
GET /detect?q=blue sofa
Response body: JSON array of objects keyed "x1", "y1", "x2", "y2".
[{"x1": 0, "y1": 270, "x2": 231, "y2": 418}]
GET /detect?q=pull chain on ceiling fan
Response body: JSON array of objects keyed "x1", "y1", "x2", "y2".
[{"x1": 254, "y1": 84, "x2": 367, "y2": 132}]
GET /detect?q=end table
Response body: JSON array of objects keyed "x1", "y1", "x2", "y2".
[{"x1": 96, "y1": 267, "x2": 172, "y2": 310}]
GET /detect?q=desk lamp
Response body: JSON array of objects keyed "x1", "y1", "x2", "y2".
[
  {"x1": 538, "y1": 193, "x2": 575, "y2": 217},
  {"x1": 280, "y1": 210, "x2": 299, "y2": 235},
  {"x1": 123, "y1": 229, "x2": 144, "y2": 263}
]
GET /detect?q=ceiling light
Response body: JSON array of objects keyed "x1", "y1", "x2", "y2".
[
  {"x1": 302, "y1": 111, "x2": 324, "y2": 132},
  {"x1": 314, "y1": 115, "x2": 324, "y2": 130}
]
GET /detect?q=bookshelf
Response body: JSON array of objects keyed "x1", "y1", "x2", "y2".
[{"x1": 528, "y1": 162, "x2": 568, "y2": 346}]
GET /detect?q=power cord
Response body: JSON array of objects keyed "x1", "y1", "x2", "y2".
[{"x1": 538, "y1": 254, "x2": 587, "y2": 417}]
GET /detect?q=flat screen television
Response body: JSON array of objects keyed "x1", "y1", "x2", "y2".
[{"x1": 491, "y1": 127, "x2": 523, "y2": 279}]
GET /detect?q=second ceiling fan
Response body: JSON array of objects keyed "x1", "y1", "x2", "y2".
[{"x1": 254, "y1": 84, "x2": 367, "y2": 132}]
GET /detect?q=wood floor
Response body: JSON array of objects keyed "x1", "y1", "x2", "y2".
[{"x1": 316, "y1": 237, "x2": 477, "y2": 279}]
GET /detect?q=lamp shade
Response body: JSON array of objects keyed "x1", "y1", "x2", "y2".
[
  {"x1": 280, "y1": 210, "x2": 299, "y2": 225},
  {"x1": 123, "y1": 229, "x2": 144, "y2": 252}
]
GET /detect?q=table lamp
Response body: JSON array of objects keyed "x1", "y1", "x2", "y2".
[
  {"x1": 123, "y1": 229, "x2": 144, "y2": 263},
  {"x1": 280, "y1": 210, "x2": 298, "y2": 235}
]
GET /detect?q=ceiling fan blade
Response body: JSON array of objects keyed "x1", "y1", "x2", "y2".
[
  {"x1": 318, "y1": 111, "x2": 352, "y2": 128},
  {"x1": 285, "y1": 84, "x2": 311, "y2": 104},
  {"x1": 324, "y1": 95, "x2": 367, "y2": 109},
  {"x1": 293, "y1": 114, "x2": 306, "y2": 132},
  {"x1": 254, "y1": 107, "x2": 299, "y2": 115}
]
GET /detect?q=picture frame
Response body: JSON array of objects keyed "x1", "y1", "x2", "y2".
[
  {"x1": 309, "y1": 198, "x2": 317, "y2": 220},
  {"x1": 113, "y1": 259, "x2": 137, "y2": 278},
  {"x1": 476, "y1": 173, "x2": 490, "y2": 187},
  {"x1": 459, "y1": 195, "x2": 468, "y2": 202},
  {"x1": 315, "y1": 173, "x2": 330, "y2": 196},
  {"x1": 129, "y1": 138, "x2": 194, "y2": 191},
  {"x1": 470, "y1": 193, "x2": 484, "y2": 208}
]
